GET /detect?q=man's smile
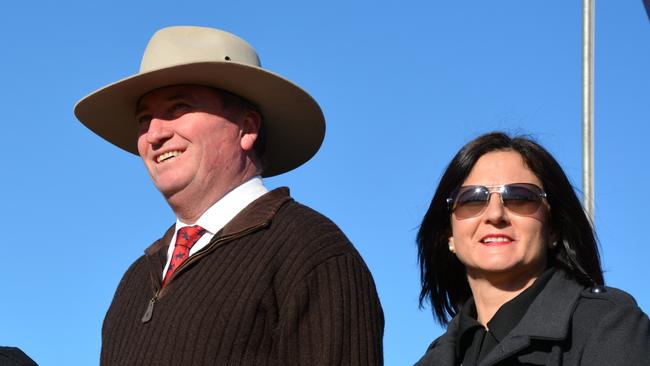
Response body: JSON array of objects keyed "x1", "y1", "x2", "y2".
[{"x1": 156, "y1": 150, "x2": 184, "y2": 163}]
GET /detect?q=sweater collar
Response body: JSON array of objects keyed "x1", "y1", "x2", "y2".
[
  {"x1": 144, "y1": 187, "x2": 292, "y2": 260},
  {"x1": 175, "y1": 176, "x2": 268, "y2": 242}
]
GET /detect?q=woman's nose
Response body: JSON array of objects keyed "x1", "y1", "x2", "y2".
[{"x1": 483, "y1": 192, "x2": 508, "y2": 223}]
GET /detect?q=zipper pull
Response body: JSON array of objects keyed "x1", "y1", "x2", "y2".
[{"x1": 141, "y1": 291, "x2": 159, "y2": 323}]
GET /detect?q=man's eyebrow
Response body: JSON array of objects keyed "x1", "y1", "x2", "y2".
[{"x1": 135, "y1": 93, "x2": 195, "y2": 115}]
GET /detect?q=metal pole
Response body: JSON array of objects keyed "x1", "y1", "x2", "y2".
[{"x1": 582, "y1": 0, "x2": 595, "y2": 220}]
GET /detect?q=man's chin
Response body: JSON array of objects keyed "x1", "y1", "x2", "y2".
[{"x1": 152, "y1": 180, "x2": 189, "y2": 200}]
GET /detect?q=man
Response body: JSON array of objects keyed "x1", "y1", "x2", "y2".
[{"x1": 75, "y1": 26, "x2": 384, "y2": 365}]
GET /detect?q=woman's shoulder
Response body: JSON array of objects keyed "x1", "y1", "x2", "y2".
[
  {"x1": 549, "y1": 269, "x2": 643, "y2": 317},
  {"x1": 571, "y1": 285, "x2": 650, "y2": 365},
  {"x1": 413, "y1": 317, "x2": 460, "y2": 366},
  {"x1": 572, "y1": 283, "x2": 647, "y2": 335},
  {"x1": 573, "y1": 284, "x2": 646, "y2": 335},
  {"x1": 575, "y1": 284, "x2": 642, "y2": 315},
  {"x1": 586, "y1": 283, "x2": 637, "y2": 299}
]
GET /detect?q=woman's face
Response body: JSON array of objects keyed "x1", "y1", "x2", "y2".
[{"x1": 449, "y1": 150, "x2": 550, "y2": 284}]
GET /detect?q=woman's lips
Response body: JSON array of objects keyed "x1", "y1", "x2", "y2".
[{"x1": 480, "y1": 234, "x2": 514, "y2": 246}]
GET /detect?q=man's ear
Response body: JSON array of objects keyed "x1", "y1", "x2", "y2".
[{"x1": 240, "y1": 110, "x2": 262, "y2": 151}]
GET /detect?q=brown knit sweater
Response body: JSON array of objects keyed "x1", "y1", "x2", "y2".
[{"x1": 100, "y1": 188, "x2": 384, "y2": 365}]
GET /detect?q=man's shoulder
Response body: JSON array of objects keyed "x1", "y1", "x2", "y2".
[
  {"x1": 273, "y1": 194, "x2": 351, "y2": 246},
  {"x1": 114, "y1": 253, "x2": 150, "y2": 286},
  {"x1": 277, "y1": 196, "x2": 340, "y2": 226},
  {"x1": 262, "y1": 190, "x2": 370, "y2": 270}
]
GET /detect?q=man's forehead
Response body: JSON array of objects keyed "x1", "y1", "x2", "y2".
[{"x1": 136, "y1": 85, "x2": 219, "y2": 113}]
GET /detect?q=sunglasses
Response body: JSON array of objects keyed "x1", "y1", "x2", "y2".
[{"x1": 446, "y1": 183, "x2": 547, "y2": 219}]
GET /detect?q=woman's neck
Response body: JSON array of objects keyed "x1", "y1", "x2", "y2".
[{"x1": 466, "y1": 268, "x2": 544, "y2": 326}]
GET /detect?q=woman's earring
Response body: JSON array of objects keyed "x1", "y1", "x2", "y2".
[
  {"x1": 550, "y1": 241, "x2": 558, "y2": 249},
  {"x1": 448, "y1": 243, "x2": 456, "y2": 253}
]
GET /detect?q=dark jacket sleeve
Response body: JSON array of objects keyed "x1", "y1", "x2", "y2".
[
  {"x1": 276, "y1": 254, "x2": 384, "y2": 366},
  {"x1": 0, "y1": 347, "x2": 37, "y2": 366},
  {"x1": 579, "y1": 299, "x2": 650, "y2": 366}
]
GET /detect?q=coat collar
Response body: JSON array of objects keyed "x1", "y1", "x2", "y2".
[
  {"x1": 509, "y1": 270, "x2": 582, "y2": 339},
  {"x1": 480, "y1": 270, "x2": 583, "y2": 365},
  {"x1": 416, "y1": 270, "x2": 584, "y2": 366}
]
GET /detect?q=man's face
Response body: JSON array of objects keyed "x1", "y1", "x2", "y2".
[{"x1": 135, "y1": 85, "x2": 251, "y2": 201}]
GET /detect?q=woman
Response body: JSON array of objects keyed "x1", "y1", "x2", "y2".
[{"x1": 415, "y1": 132, "x2": 650, "y2": 366}]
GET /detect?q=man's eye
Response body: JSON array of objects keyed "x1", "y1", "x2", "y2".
[
  {"x1": 170, "y1": 103, "x2": 191, "y2": 114},
  {"x1": 136, "y1": 115, "x2": 152, "y2": 133},
  {"x1": 137, "y1": 114, "x2": 152, "y2": 125}
]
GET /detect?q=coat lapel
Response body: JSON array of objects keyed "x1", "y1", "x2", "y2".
[{"x1": 479, "y1": 270, "x2": 583, "y2": 366}]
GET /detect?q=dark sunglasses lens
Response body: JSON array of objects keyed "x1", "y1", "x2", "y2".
[
  {"x1": 502, "y1": 185, "x2": 543, "y2": 215},
  {"x1": 454, "y1": 187, "x2": 489, "y2": 218}
]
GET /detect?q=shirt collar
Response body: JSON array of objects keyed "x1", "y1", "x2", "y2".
[{"x1": 175, "y1": 176, "x2": 269, "y2": 235}]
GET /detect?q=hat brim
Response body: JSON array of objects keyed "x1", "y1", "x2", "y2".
[{"x1": 74, "y1": 62, "x2": 325, "y2": 177}]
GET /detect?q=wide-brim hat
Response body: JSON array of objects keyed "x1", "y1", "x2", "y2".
[{"x1": 74, "y1": 26, "x2": 325, "y2": 177}]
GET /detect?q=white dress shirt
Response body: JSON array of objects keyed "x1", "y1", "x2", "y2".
[{"x1": 161, "y1": 176, "x2": 269, "y2": 279}]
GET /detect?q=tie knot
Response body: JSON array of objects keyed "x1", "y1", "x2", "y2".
[{"x1": 175, "y1": 225, "x2": 206, "y2": 249}]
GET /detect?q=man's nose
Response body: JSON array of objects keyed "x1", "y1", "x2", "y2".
[{"x1": 145, "y1": 118, "x2": 173, "y2": 146}]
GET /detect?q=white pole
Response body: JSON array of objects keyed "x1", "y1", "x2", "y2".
[{"x1": 582, "y1": 0, "x2": 595, "y2": 220}]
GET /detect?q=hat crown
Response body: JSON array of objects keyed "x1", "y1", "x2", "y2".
[{"x1": 140, "y1": 26, "x2": 261, "y2": 73}]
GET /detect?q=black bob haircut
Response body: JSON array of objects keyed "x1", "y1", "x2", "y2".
[{"x1": 417, "y1": 132, "x2": 604, "y2": 325}]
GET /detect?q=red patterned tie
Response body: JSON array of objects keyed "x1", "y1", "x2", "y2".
[{"x1": 163, "y1": 225, "x2": 206, "y2": 286}]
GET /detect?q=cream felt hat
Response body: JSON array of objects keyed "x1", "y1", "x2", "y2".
[{"x1": 74, "y1": 26, "x2": 325, "y2": 177}]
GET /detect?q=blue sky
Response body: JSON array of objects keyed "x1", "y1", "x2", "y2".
[{"x1": 1, "y1": 1, "x2": 649, "y2": 365}]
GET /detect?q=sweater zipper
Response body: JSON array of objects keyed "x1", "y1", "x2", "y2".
[
  {"x1": 140, "y1": 222, "x2": 268, "y2": 323},
  {"x1": 141, "y1": 289, "x2": 160, "y2": 323}
]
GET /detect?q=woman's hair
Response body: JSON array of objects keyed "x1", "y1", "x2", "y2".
[{"x1": 417, "y1": 132, "x2": 604, "y2": 325}]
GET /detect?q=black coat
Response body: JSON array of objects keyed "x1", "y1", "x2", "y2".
[{"x1": 415, "y1": 270, "x2": 650, "y2": 366}]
